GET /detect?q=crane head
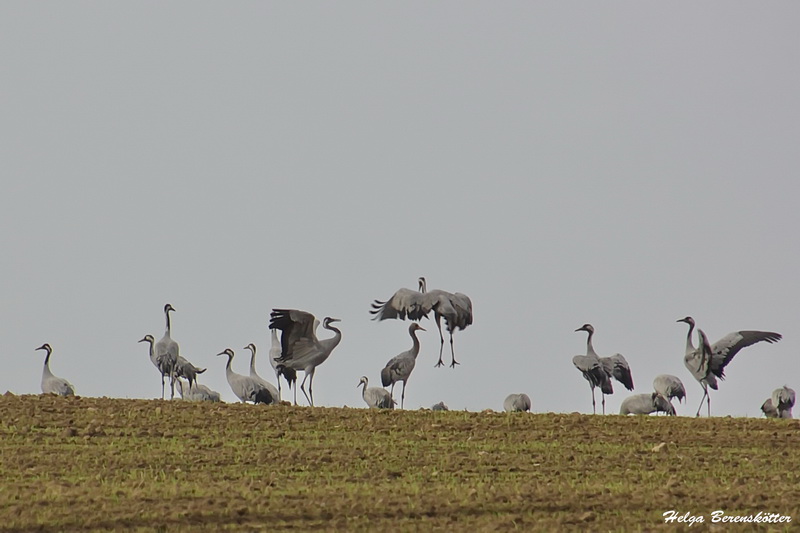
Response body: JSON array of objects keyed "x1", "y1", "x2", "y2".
[
  {"x1": 216, "y1": 348, "x2": 235, "y2": 359},
  {"x1": 357, "y1": 376, "x2": 368, "y2": 388},
  {"x1": 243, "y1": 343, "x2": 256, "y2": 353},
  {"x1": 138, "y1": 335, "x2": 154, "y2": 344},
  {"x1": 418, "y1": 277, "x2": 427, "y2": 293},
  {"x1": 410, "y1": 323, "x2": 426, "y2": 332},
  {"x1": 676, "y1": 316, "x2": 695, "y2": 326},
  {"x1": 164, "y1": 303, "x2": 175, "y2": 314},
  {"x1": 35, "y1": 343, "x2": 52, "y2": 354},
  {"x1": 575, "y1": 324, "x2": 594, "y2": 334},
  {"x1": 323, "y1": 317, "x2": 341, "y2": 327}
]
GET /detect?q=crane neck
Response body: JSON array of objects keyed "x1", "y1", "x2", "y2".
[
  {"x1": 684, "y1": 322, "x2": 696, "y2": 353},
  {"x1": 585, "y1": 331, "x2": 598, "y2": 357},
  {"x1": 410, "y1": 328, "x2": 422, "y2": 358},
  {"x1": 323, "y1": 324, "x2": 342, "y2": 347},
  {"x1": 43, "y1": 350, "x2": 54, "y2": 375},
  {"x1": 248, "y1": 350, "x2": 257, "y2": 374},
  {"x1": 164, "y1": 309, "x2": 173, "y2": 336}
]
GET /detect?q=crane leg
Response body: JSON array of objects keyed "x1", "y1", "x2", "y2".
[
  {"x1": 401, "y1": 381, "x2": 406, "y2": 409},
  {"x1": 299, "y1": 372, "x2": 313, "y2": 406},
  {"x1": 449, "y1": 333, "x2": 459, "y2": 368},
  {"x1": 161, "y1": 374, "x2": 166, "y2": 400},
  {"x1": 694, "y1": 386, "x2": 708, "y2": 417},
  {"x1": 706, "y1": 394, "x2": 711, "y2": 418},
  {"x1": 591, "y1": 387, "x2": 596, "y2": 415},
  {"x1": 434, "y1": 316, "x2": 445, "y2": 367},
  {"x1": 601, "y1": 394, "x2": 606, "y2": 415}
]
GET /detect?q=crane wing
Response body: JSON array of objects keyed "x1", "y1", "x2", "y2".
[
  {"x1": 269, "y1": 309, "x2": 319, "y2": 361},
  {"x1": 602, "y1": 353, "x2": 634, "y2": 391},
  {"x1": 709, "y1": 330, "x2": 782, "y2": 379},
  {"x1": 448, "y1": 292, "x2": 473, "y2": 330},
  {"x1": 370, "y1": 288, "x2": 431, "y2": 321}
]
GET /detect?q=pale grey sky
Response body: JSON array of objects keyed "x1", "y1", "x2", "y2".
[{"x1": 2, "y1": 3, "x2": 798, "y2": 416}]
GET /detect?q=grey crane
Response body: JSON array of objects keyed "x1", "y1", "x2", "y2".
[
  {"x1": 653, "y1": 374, "x2": 686, "y2": 404},
  {"x1": 574, "y1": 324, "x2": 632, "y2": 414},
  {"x1": 154, "y1": 304, "x2": 179, "y2": 399},
  {"x1": 174, "y1": 356, "x2": 206, "y2": 389},
  {"x1": 34, "y1": 343, "x2": 75, "y2": 396},
  {"x1": 431, "y1": 401, "x2": 449, "y2": 411},
  {"x1": 380, "y1": 322, "x2": 426, "y2": 409},
  {"x1": 176, "y1": 378, "x2": 221, "y2": 402},
  {"x1": 370, "y1": 277, "x2": 472, "y2": 368},
  {"x1": 217, "y1": 348, "x2": 274, "y2": 404},
  {"x1": 619, "y1": 392, "x2": 675, "y2": 416},
  {"x1": 269, "y1": 309, "x2": 342, "y2": 407},
  {"x1": 761, "y1": 397, "x2": 779, "y2": 418},
  {"x1": 357, "y1": 376, "x2": 395, "y2": 409},
  {"x1": 503, "y1": 393, "x2": 532, "y2": 412},
  {"x1": 243, "y1": 343, "x2": 280, "y2": 405},
  {"x1": 138, "y1": 334, "x2": 174, "y2": 398},
  {"x1": 771, "y1": 385, "x2": 795, "y2": 419},
  {"x1": 268, "y1": 329, "x2": 297, "y2": 403},
  {"x1": 677, "y1": 316, "x2": 782, "y2": 417}
]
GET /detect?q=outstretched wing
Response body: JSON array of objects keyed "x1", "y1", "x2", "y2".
[
  {"x1": 710, "y1": 330, "x2": 782, "y2": 379},
  {"x1": 370, "y1": 288, "x2": 431, "y2": 321},
  {"x1": 269, "y1": 309, "x2": 318, "y2": 361}
]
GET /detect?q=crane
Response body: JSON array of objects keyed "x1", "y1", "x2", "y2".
[
  {"x1": 138, "y1": 334, "x2": 172, "y2": 399},
  {"x1": 243, "y1": 343, "x2": 280, "y2": 405},
  {"x1": 575, "y1": 324, "x2": 632, "y2": 414},
  {"x1": 503, "y1": 393, "x2": 532, "y2": 412},
  {"x1": 269, "y1": 309, "x2": 342, "y2": 407},
  {"x1": 370, "y1": 277, "x2": 472, "y2": 367},
  {"x1": 34, "y1": 343, "x2": 75, "y2": 396},
  {"x1": 154, "y1": 304, "x2": 179, "y2": 399},
  {"x1": 268, "y1": 329, "x2": 296, "y2": 403},
  {"x1": 677, "y1": 316, "x2": 782, "y2": 417},
  {"x1": 771, "y1": 385, "x2": 795, "y2": 419},
  {"x1": 217, "y1": 348, "x2": 274, "y2": 404},
  {"x1": 176, "y1": 378, "x2": 221, "y2": 402},
  {"x1": 380, "y1": 323, "x2": 425, "y2": 409},
  {"x1": 357, "y1": 376, "x2": 395, "y2": 409},
  {"x1": 653, "y1": 374, "x2": 686, "y2": 404},
  {"x1": 619, "y1": 392, "x2": 675, "y2": 416}
]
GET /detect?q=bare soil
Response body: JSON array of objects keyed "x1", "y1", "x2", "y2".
[{"x1": 1, "y1": 394, "x2": 798, "y2": 531}]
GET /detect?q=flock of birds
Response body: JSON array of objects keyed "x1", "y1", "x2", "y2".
[{"x1": 30, "y1": 277, "x2": 794, "y2": 419}]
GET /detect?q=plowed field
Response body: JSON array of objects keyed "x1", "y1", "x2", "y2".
[{"x1": 1, "y1": 394, "x2": 798, "y2": 531}]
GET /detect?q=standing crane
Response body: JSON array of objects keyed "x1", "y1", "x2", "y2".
[
  {"x1": 677, "y1": 316, "x2": 782, "y2": 417},
  {"x1": 269, "y1": 309, "x2": 342, "y2": 407},
  {"x1": 217, "y1": 348, "x2": 274, "y2": 404},
  {"x1": 138, "y1": 334, "x2": 173, "y2": 398},
  {"x1": 34, "y1": 343, "x2": 75, "y2": 396},
  {"x1": 154, "y1": 304, "x2": 179, "y2": 399},
  {"x1": 357, "y1": 376, "x2": 395, "y2": 409},
  {"x1": 370, "y1": 277, "x2": 472, "y2": 367},
  {"x1": 268, "y1": 329, "x2": 296, "y2": 403},
  {"x1": 503, "y1": 393, "x2": 532, "y2": 412},
  {"x1": 380, "y1": 323, "x2": 425, "y2": 409},
  {"x1": 243, "y1": 343, "x2": 280, "y2": 405},
  {"x1": 574, "y1": 324, "x2": 633, "y2": 414}
]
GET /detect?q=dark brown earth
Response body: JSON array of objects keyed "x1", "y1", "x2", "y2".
[{"x1": 1, "y1": 394, "x2": 798, "y2": 531}]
